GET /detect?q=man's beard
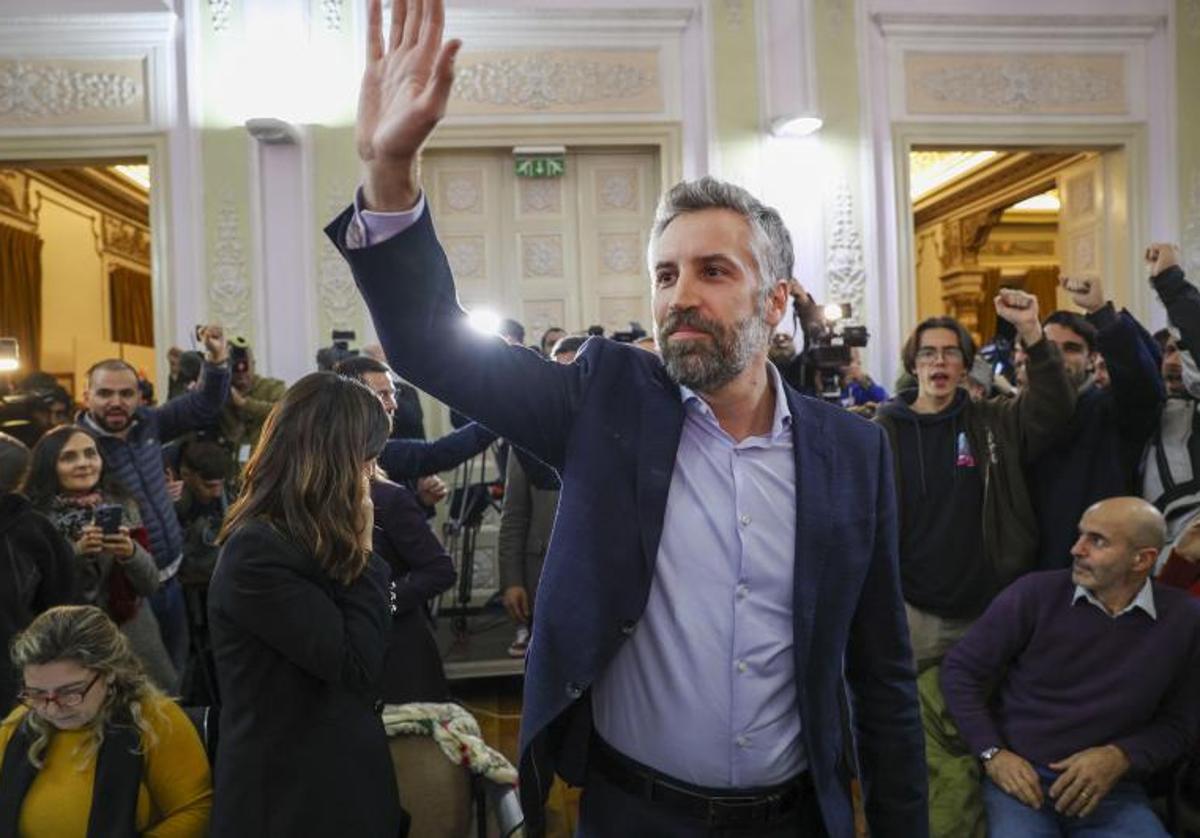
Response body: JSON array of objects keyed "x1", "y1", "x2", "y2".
[
  {"x1": 656, "y1": 306, "x2": 772, "y2": 393},
  {"x1": 90, "y1": 408, "x2": 130, "y2": 433}
]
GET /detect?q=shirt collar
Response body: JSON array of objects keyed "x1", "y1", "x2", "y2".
[
  {"x1": 1072, "y1": 578, "x2": 1157, "y2": 620},
  {"x1": 678, "y1": 361, "x2": 793, "y2": 441}
]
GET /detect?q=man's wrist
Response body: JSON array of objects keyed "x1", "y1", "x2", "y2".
[
  {"x1": 363, "y1": 159, "x2": 420, "y2": 212},
  {"x1": 1104, "y1": 744, "x2": 1131, "y2": 772},
  {"x1": 1017, "y1": 324, "x2": 1043, "y2": 347}
]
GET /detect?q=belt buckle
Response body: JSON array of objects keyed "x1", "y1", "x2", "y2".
[{"x1": 707, "y1": 793, "x2": 768, "y2": 827}]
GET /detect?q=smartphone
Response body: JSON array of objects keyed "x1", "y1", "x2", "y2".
[{"x1": 93, "y1": 504, "x2": 124, "y2": 536}]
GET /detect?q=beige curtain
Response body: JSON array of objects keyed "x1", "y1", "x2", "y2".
[
  {"x1": 110, "y1": 266, "x2": 154, "y2": 347},
  {"x1": 0, "y1": 224, "x2": 44, "y2": 371}
]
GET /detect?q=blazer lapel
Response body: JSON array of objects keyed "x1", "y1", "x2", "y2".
[
  {"x1": 636, "y1": 372, "x2": 685, "y2": 578},
  {"x1": 788, "y1": 389, "x2": 832, "y2": 674}
]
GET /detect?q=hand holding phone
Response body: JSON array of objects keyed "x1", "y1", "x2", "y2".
[{"x1": 93, "y1": 503, "x2": 124, "y2": 536}]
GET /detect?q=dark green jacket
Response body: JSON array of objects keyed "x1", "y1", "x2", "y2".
[{"x1": 876, "y1": 339, "x2": 1075, "y2": 594}]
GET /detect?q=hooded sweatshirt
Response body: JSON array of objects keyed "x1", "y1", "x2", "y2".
[
  {"x1": 0, "y1": 493, "x2": 77, "y2": 711},
  {"x1": 881, "y1": 390, "x2": 992, "y2": 618}
]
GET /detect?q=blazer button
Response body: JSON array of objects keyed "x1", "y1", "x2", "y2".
[
  {"x1": 565, "y1": 682, "x2": 584, "y2": 700},
  {"x1": 618, "y1": 619, "x2": 636, "y2": 636}
]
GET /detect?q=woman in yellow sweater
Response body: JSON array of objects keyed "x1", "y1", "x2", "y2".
[{"x1": 0, "y1": 605, "x2": 212, "y2": 837}]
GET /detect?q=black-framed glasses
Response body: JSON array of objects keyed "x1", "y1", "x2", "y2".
[
  {"x1": 17, "y1": 672, "x2": 102, "y2": 710},
  {"x1": 915, "y1": 346, "x2": 965, "y2": 363}
]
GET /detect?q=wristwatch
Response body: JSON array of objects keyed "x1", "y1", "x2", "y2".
[{"x1": 979, "y1": 747, "x2": 1001, "y2": 763}]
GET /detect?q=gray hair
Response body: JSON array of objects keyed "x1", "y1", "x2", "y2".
[{"x1": 647, "y1": 177, "x2": 794, "y2": 298}]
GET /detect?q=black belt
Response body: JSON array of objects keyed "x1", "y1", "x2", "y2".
[{"x1": 589, "y1": 735, "x2": 814, "y2": 828}]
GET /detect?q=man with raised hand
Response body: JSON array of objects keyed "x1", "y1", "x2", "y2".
[{"x1": 326, "y1": 2, "x2": 926, "y2": 835}]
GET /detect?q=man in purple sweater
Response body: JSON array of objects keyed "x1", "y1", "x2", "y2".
[{"x1": 941, "y1": 496, "x2": 1200, "y2": 836}]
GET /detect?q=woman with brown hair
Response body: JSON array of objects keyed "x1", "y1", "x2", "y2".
[
  {"x1": 207, "y1": 371, "x2": 404, "y2": 837},
  {"x1": 0, "y1": 604, "x2": 212, "y2": 836}
]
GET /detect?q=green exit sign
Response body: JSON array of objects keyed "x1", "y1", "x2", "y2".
[{"x1": 515, "y1": 155, "x2": 565, "y2": 178}]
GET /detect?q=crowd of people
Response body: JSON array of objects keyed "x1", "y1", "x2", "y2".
[{"x1": 1, "y1": 0, "x2": 1200, "y2": 836}]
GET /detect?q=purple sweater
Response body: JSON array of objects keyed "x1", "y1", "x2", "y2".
[{"x1": 940, "y1": 569, "x2": 1200, "y2": 774}]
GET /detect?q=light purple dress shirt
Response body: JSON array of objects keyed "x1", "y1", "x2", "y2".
[{"x1": 353, "y1": 195, "x2": 806, "y2": 789}]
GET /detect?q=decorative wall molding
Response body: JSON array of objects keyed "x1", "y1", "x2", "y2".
[
  {"x1": 519, "y1": 178, "x2": 562, "y2": 215},
  {"x1": 0, "y1": 168, "x2": 32, "y2": 226},
  {"x1": 521, "y1": 234, "x2": 564, "y2": 278},
  {"x1": 979, "y1": 238, "x2": 1056, "y2": 258},
  {"x1": 724, "y1": 0, "x2": 746, "y2": 28},
  {"x1": 209, "y1": 0, "x2": 234, "y2": 33},
  {"x1": 905, "y1": 52, "x2": 1127, "y2": 116},
  {"x1": 0, "y1": 60, "x2": 144, "y2": 125},
  {"x1": 826, "y1": 182, "x2": 867, "y2": 325},
  {"x1": 320, "y1": 0, "x2": 344, "y2": 33},
  {"x1": 208, "y1": 193, "x2": 252, "y2": 339},
  {"x1": 102, "y1": 215, "x2": 151, "y2": 265},
  {"x1": 599, "y1": 233, "x2": 641, "y2": 276},
  {"x1": 444, "y1": 235, "x2": 486, "y2": 280},
  {"x1": 317, "y1": 195, "x2": 361, "y2": 331},
  {"x1": 439, "y1": 170, "x2": 483, "y2": 214},
  {"x1": 596, "y1": 169, "x2": 639, "y2": 212},
  {"x1": 598, "y1": 295, "x2": 647, "y2": 333},
  {"x1": 450, "y1": 50, "x2": 660, "y2": 115}
]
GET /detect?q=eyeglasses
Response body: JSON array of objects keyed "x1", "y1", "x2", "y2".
[
  {"x1": 17, "y1": 672, "x2": 102, "y2": 710},
  {"x1": 915, "y1": 346, "x2": 965, "y2": 363}
]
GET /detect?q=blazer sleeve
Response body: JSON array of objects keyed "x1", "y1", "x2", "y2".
[
  {"x1": 217, "y1": 525, "x2": 392, "y2": 691},
  {"x1": 844, "y1": 425, "x2": 929, "y2": 838},
  {"x1": 155, "y1": 361, "x2": 231, "y2": 443},
  {"x1": 326, "y1": 206, "x2": 590, "y2": 470},
  {"x1": 372, "y1": 482, "x2": 456, "y2": 614},
  {"x1": 378, "y1": 422, "x2": 497, "y2": 481}
]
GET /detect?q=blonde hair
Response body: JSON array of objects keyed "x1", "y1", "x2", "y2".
[{"x1": 9, "y1": 605, "x2": 165, "y2": 769}]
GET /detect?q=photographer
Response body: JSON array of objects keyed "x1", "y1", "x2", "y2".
[{"x1": 217, "y1": 339, "x2": 285, "y2": 467}]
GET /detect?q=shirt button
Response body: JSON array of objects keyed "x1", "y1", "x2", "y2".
[
  {"x1": 739, "y1": 514, "x2": 751, "y2": 526},
  {"x1": 618, "y1": 619, "x2": 636, "y2": 637},
  {"x1": 736, "y1": 584, "x2": 749, "y2": 600},
  {"x1": 347, "y1": 221, "x2": 364, "y2": 248},
  {"x1": 565, "y1": 682, "x2": 584, "y2": 700},
  {"x1": 735, "y1": 735, "x2": 749, "y2": 748},
  {"x1": 736, "y1": 660, "x2": 748, "y2": 673}
]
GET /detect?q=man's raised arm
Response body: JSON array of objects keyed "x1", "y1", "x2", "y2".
[{"x1": 327, "y1": 0, "x2": 585, "y2": 468}]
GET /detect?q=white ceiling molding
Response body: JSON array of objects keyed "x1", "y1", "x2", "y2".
[{"x1": 0, "y1": 13, "x2": 176, "y2": 135}]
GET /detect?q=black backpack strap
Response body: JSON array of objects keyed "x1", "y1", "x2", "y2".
[
  {"x1": 0, "y1": 716, "x2": 40, "y2": 838},
  {"x1": 85, "y1": 717, "x2": 142, "y2": 838}
]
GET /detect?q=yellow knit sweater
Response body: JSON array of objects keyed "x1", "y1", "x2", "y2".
[{"x1": 0, "y1": 698, "x2": 212, "y2": 837}]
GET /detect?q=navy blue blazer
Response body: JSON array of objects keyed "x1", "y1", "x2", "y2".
[{"x1": 327, "y1": 206, "x2": 928, "y2": 838}]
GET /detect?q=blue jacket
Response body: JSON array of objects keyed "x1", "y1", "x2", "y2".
[
  {"x1": 328, "y1": 206, "x2": 928, "y2": 838},
  {"x1": 80, "y1": 362, "x2": 230, "y2": 577}
]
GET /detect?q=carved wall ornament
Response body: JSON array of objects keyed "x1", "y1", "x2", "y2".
[
  {"x1": 522, "y1": 235, "x2": 564, "y2": 278},
  {"x1": 0, "y1": 61, "x2": 141, "y2": 120},
  {"x1": 523, "y1": 298, "x2": 567, "y2": 335},
  {"x1": 520, "y1": 179, "x2": 562, "y2": 215},
  {"x1": 208, "y1": 0, "x2": 233, "y2": 33},
  {"x1": 208, "y1": 194, "x2": 252, "y2": 339},
  {"x1": 0, "y1": 169, "x2": 31, "y2": 221},
  {"x1": 724, "y1": 0, "x2": 746, "y2": 27},
  {"x1": 599, "y1": 233, "x2": 641, "y2": 276},
  {"x1": 451, "y1": 53, "x2": 657, "y2": 112},
  {"x1": 1070, "y1": 230, "x2": 1098, "y2": 274},
  {"x1": 444, "y1": 236, "x2": 485, "y2": 280},
  {"x1": 102, "y1": 216, "x2": 151, "y2": 265},
  {"x1": 826, "y1": 182, "x2": 868, "y2": 324},
  {"x1": 1065, "y1": 172, "x2": 1095, "y2": 218},
  {"x1": 597, "y1": 169, "x2": 638, "y2": 213},
  {"x1": 439, "y1": 171, "x2": 483, "y2": 214},
  {"x1": 905, "y1": 53, "x2": 1127, "y2": 116},
  {"x1": 320, "y1": 0, "x2": 344, "y2": 32},
  {"x1": 318, "y1": 196, "x2": 363, "y2": 330},
  {"x1": 599, "y1": 295, "x2": 647, "y2": 334},
  {"x1": 937, "y1": 208, "x2": 1004, "y2": 272}
]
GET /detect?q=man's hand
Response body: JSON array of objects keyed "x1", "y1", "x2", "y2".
[
  {"x1": 1061, "y1": 276, "x2": 1105, "y2": 314},
  {"x1": 75, "y1": 525, "x2": 104, "y2": 557},
  {"x1": 1048, "y1": 745, "x2": 1130, "y2": 818},
  {"x1": 199, "y1": 325, "x2": 228, "y2": 364},
  {"x1": 983, "y1": 749, "x2": 1044, "y2": 810},
  {"x1": 502, "y1": 585, "x2": 531, "y2": 624},
  {"x1": 416, "y1": 475, "x2": 447, "y2": 506},
  {"x1": 1173, "y1": 515, "x2": 1200, "y2": 563},
  {"x1": 164, "y1": 468, "x2": 184, "y2": 503},
  {"x1": 358, "y1": 471, "x2": 376, "y2": 554},
  {"x1": 358, "y1": 0, "x2": 461, "y2": 212},
  {"x1": 1146, "y1": 242, "x2": 1180, "y2": 279},
  {"x1": 995, "y1": 289, "x2": 1042, "y2": 347}
]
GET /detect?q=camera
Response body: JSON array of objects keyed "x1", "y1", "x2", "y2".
[
  {"x1": 316, "y1": 330, "x2": 359, "y2": 371},
  {"x1": 229, "y1": 336, "x2": 251, "y2": 374},
  {"x1": 784, "y1": 297, "x2": 870, "y2": 402},
  {"x1": 611, "y1": 322, "x2": 647, "y2": 344}
]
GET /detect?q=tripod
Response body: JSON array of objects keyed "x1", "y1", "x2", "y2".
[{"x1": 440, "y1": 443, "x2": 503, "y2": 639}]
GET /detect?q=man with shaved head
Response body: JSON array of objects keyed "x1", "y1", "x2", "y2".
[{"x1": 941, "y1": 497, "x2": 1200, "y2": 836}]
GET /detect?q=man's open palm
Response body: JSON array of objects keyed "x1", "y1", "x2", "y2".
[{"x1": 358, "y1": 0, "x2": 460, "y2": 210}]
